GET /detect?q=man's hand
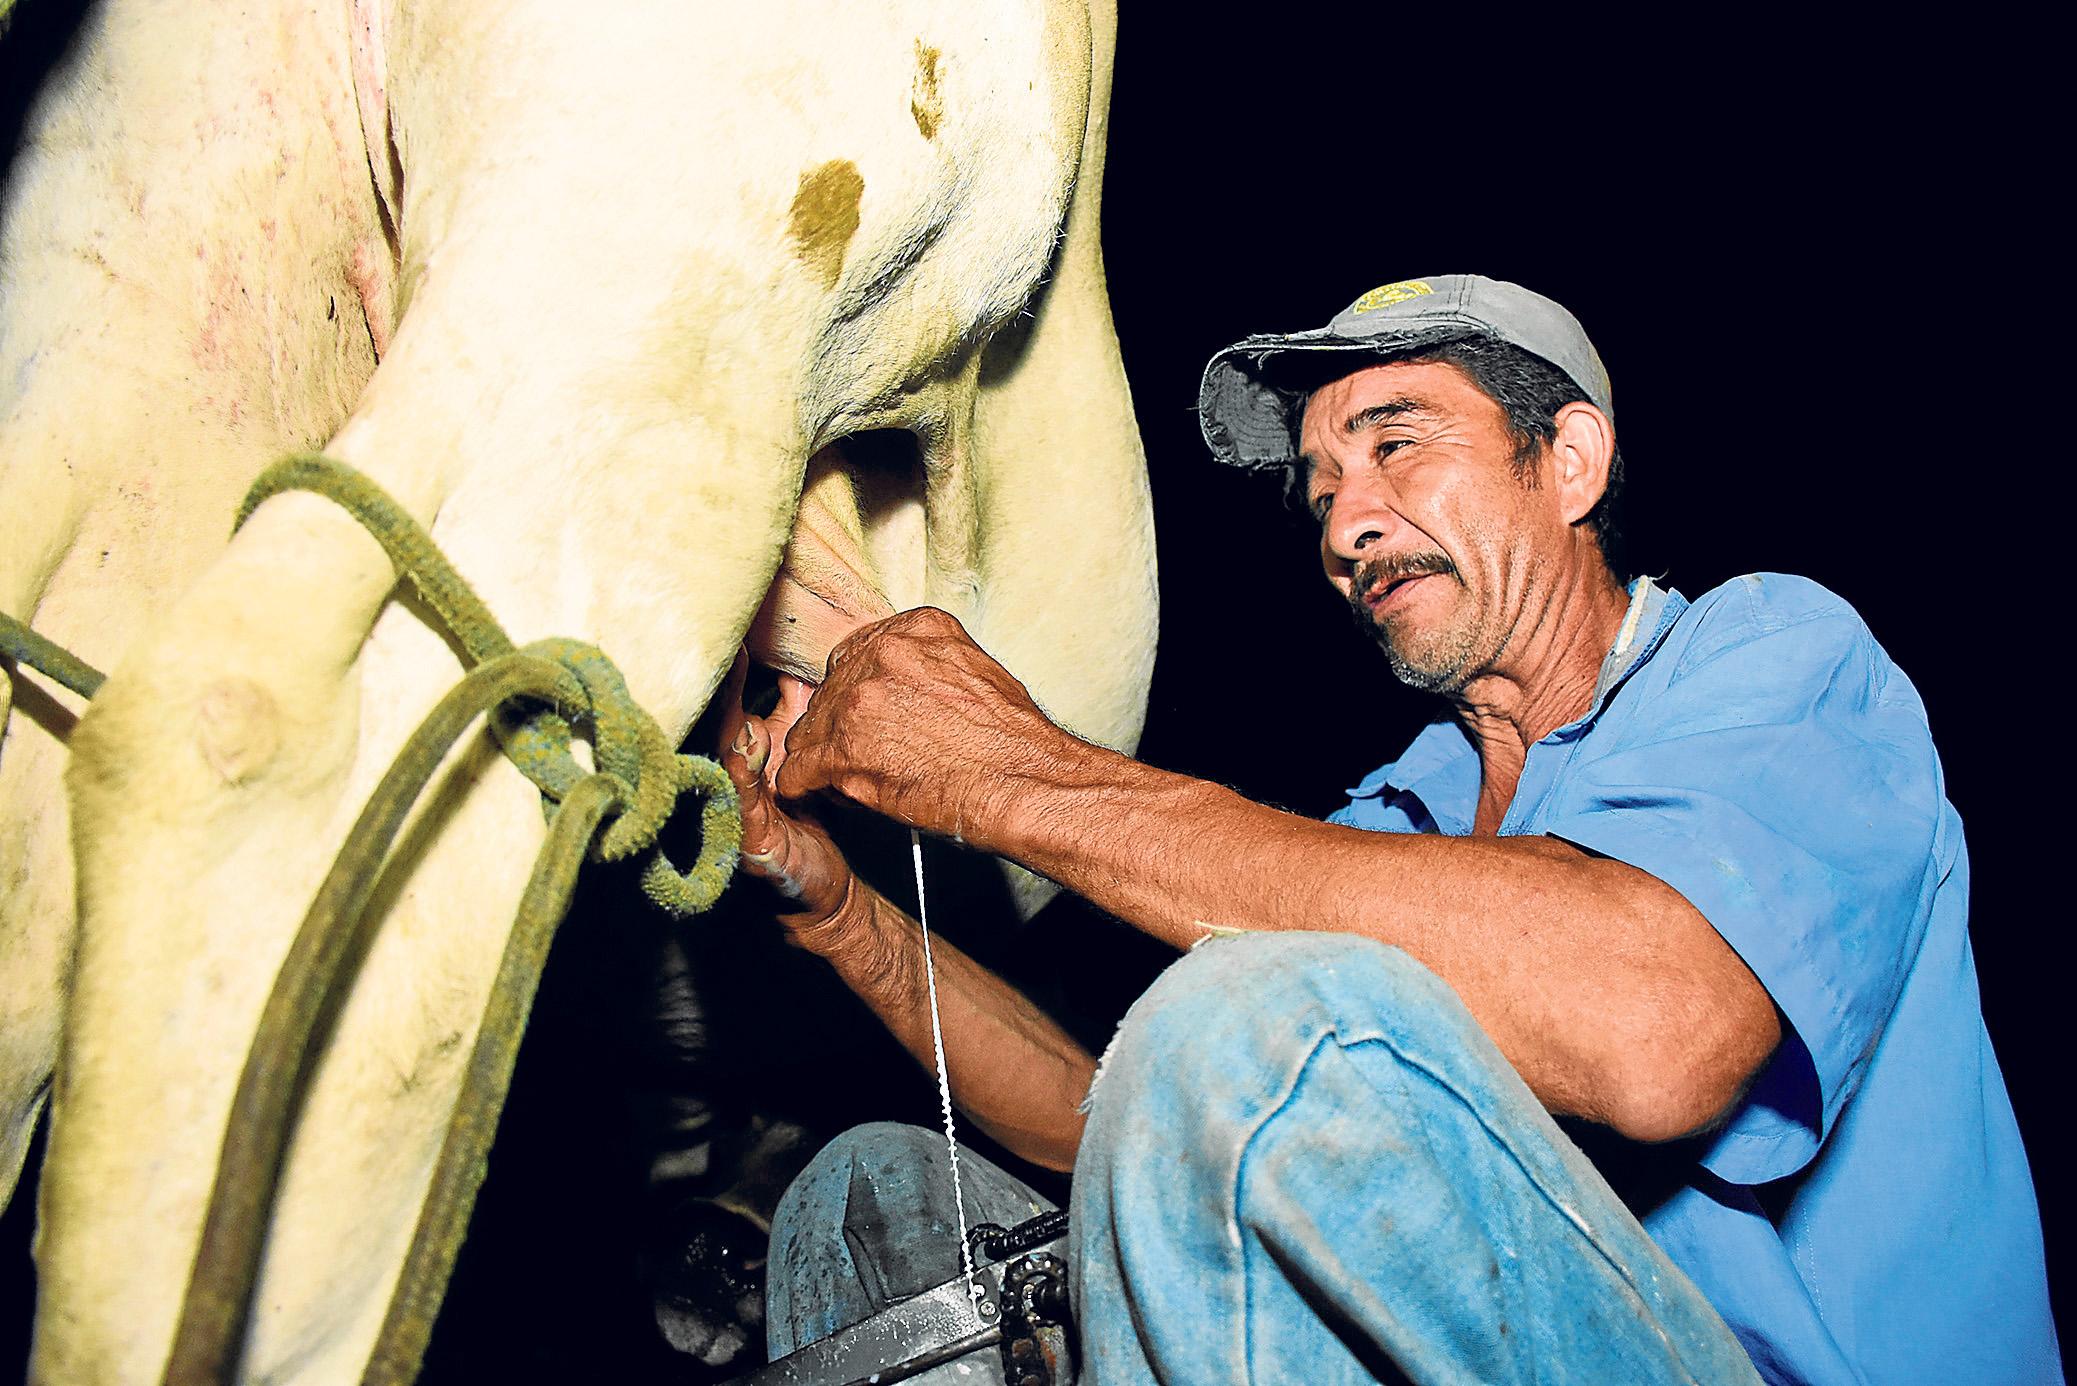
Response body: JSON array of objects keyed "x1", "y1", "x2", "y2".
[
  {"x1": 716, "y1": 652, "x2": 879, "y2": 963},
  {"x1": 774, "y1": 608, "x2": 1082, "y2": 851},
  {"x1": 719, "y1": 646, "x2": 1098, "y2": 1171}
]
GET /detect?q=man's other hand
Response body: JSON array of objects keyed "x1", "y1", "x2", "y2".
[
  {"x1": 774, "y1": 608, "x2": 1078, "y2": 851},
  {"x1": 717, "y1": 652, "x2": 870, "y2": 958}
]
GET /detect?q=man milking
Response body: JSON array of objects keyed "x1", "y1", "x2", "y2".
[{"x1": 719, "y1": 276, "x2": 2058, "y2": 1383}]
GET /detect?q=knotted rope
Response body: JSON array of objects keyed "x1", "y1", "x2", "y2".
[
  {"x1": 163, "y1": 454, "x2": 741, "y2": 1385},
  {"x1": 236, "y1": 453, "x2": 740, "y2": 914}
]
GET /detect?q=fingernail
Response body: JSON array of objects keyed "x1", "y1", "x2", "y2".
[{"x1": 729, "y1": 725, "x2": 752, "y2": 757}]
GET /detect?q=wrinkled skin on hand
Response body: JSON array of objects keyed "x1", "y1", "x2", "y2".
[
  {"x1": 716, "y1": 653, "x2": 861, "y2": 956},
  {"x1": 773, "y1": 607, "x2": 1081, "y2": 852}
]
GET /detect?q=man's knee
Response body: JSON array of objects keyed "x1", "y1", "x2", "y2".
[
  {"x1": 1070, "y1": 935, "x2": 1504, "y2": 1329},
  {"x1": 1089, "y1": 933, "x2": 1462, "y2": 1096},
  {"x1": 793, "y1": 1121, "x2": 944, "y2": 1188},
  {"x1": 771, "y1": 1121, "x2": 941, "y2": 1249}
]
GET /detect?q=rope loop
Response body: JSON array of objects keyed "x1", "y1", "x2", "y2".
[
  {"x1": 500, "y1": 636, "x2": 743, "y2": 917},
  {"x1": 639, "y1": 752, "x2": 741, "y2": 916},
  {"x1": 236, "y1": 454, "x2": 741, "y2": 916}
]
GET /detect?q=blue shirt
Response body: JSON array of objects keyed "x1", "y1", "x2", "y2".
[{"x1": 1329, "y1": 574, "x2": 2059, "y2": 1385}]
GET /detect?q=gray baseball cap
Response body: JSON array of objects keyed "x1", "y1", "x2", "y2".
[{"x1": 1197, "y1": 274, "x2": 1613, "y2": 470}]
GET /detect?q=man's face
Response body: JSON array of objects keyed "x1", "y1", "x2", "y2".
[{"x1": 1299, "y1": 359, "x2": 1565, "y2": 694}]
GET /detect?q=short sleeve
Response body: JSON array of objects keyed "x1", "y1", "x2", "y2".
[{"x1": 1539, "y1": 589, "x2": 1944, "y2": 1186}]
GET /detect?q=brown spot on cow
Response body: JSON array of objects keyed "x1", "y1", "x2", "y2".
[
  {"x1": 787, "y1": 160, "x2": 865, "y2": 291},
  {"x1": 911, "y1": 41, "x2": 944, "y2": 139}
]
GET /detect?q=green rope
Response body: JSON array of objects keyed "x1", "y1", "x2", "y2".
[
  {"x1": 231, "y1": 454, "x2": 741, "y2": 911},
  {"x1": 164, "y1": 653, "x2": 581, "y2": 1386},
  {"x1": 236, "y1": 454, "x2": 514, "y2": 665},
  {"x1": 1, "y1": 607, "x2": 106, "y2": 699},
  {"x1": 362, "y1": 773, "x2": 619, "y2": 1385},
  {"x1": 164, "y1": 456, "x2": 743, "y2": 1385}
]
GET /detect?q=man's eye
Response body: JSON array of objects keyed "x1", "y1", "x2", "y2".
[
  {"x1": 1374, "y1": 438, "x2": 1409, "y2": 463},
  {"x1": 1309, "y1": 494, "x2": 1334, "y2": 523}
]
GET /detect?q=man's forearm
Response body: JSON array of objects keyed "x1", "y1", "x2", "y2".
[
  {"x1": 818, "y1": 884, "x2": 1093, "y2": 1172},
  {"x1": 773, "y1": 607, "x2": 1778, "y2": 1142},
  {"x1": 966, "y1": 737, "x2": 1778, "y2": 1141}
]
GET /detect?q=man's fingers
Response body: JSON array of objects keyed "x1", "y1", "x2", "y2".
[
  {"x1": 737, "y1": 715, "x2": 772, "y2": 779},
  {"x1": 723, "y1": 716, "x2": 785, "y2": 854},
  {"x1": 773, "y1": 738, "x2": 831, "y2": 801},
  {"x1": 763, "y1": 674, "x2": 814, "y2": 785},
  {"x1": 822, "y1": 624, "x2": 864, "y2": 680}
]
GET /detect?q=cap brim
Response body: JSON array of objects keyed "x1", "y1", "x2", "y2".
[{"x1": 1197, "y1": 325, "x2": 1486, "y2": 469}]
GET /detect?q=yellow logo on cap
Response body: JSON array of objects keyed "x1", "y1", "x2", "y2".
[{"x1": 1350, "y1": 280, "x2": 1434, "y2": 313}]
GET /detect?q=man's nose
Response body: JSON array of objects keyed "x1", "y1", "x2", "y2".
[{"x1": 1324, "y1": 470, "x2": 1399, "y2": 565}]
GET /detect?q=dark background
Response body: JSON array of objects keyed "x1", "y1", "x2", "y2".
[{"x1": 1, "y1": 4, "x2": 2061, "y2": 1379}]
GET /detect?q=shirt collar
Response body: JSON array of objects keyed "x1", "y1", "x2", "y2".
[
  {"x1": 1577, "y1": 577, "x2": 1683, "y2": 729},
  {"x1": 1345, "y1": 716, "x2": 1469, "y2": 800},
  {"x1": 1344, "y1": 577, "x2": 1687, "y2": 810},
  {"x1": 1589, "y1": 577, "x2": 1674, "y2": 708}
]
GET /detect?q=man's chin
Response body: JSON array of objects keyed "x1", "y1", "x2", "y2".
[
  {"x1": 1364, "y1": 620, "x2": 1476, "y2": 695},
  {"x1": 1350, "y1": 579, "x2": 1480, "y2": 693}
]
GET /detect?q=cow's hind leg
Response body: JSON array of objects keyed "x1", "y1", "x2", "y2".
[{"x1": 0, "y1": 0, "x2": 384, "y2": 1214}]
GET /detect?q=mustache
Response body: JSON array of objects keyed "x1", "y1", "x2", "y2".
[{"x1": 1351, "y1": 549, "x2": 1458, "y2": 597}]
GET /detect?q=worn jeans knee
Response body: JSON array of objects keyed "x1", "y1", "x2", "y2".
[
  {"x1": 1068, "y1": 932, "x2": 1758, "y2": 1384},
  {"x1": 1077, "y1": 930, "x2": 1478, "y2": 1165},
  {"x1": 766, "y1": 1121, "x2": 1054, "y2": 1368}
]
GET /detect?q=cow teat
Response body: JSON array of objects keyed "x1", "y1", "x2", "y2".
[{"x1": 748, "y1": 445, "x2": 900, "y2": 683}]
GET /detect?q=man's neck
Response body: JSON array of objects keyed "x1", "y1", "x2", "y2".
[{"x1": 1453, "y1": 556, "x2": 1632, "y2": 835}]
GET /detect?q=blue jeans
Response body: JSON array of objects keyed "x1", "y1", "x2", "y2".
[
  {"x1": 769, "y1": 933, "x2": 1762, "y2": 1384},
  {"x1": 767, "y1": 1120, "x2": 1058, "y2": 1382}
]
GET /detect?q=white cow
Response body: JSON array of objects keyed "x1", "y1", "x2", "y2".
[{"x1": 0, "y1": 0, "x2": 1155, "y2": 1378}]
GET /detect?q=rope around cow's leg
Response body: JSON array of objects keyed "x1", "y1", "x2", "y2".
[
  {"x1": 162, "y1": 455, "x2": 743, "y2": 1384},
  {"x1": 162, "y1": 651, "x2": 590, "y2": 1386},
  {"x1": 0, "y1": 607, "x2": 106, "y2": 699},
  {"x1": 232, "y1": 455, "x2": 742, "y2": 910},
  {"x1": 236, "y1": 454, "x2": 516, "y2": 667},
  {"x1": 360, "y1": 771, "x2": 620, "y2": 1386}
]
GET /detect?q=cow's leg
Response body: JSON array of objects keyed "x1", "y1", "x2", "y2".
[
  {"x1": 738, "y1": 1, "x2": 1152, "y2": 927},
  {"x1": 964, "y1": 0, "x2": 1154, "y2": 775},
  {"x1": 0, "y1": 0, "x2": 384, "y2": 1209},
  {"x1": 906, "y1": 0, "x2": 1157, "y2": 920}
]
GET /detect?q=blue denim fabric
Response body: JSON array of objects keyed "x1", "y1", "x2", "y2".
[
  {"x1": 767, "y1": 1122, "x2": 1057, "y2": 1383},
  {"x1": 767, "y1": 934, "x2": 1762, "y2": 1384},
  {"x1": 1070, "y1": 931, "x2": 1761, "y2": 1385}
]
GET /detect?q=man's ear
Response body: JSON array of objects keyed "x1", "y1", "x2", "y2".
[{"x1": 1548, "y1": 402, "x2": 1614, "y2": 527}]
